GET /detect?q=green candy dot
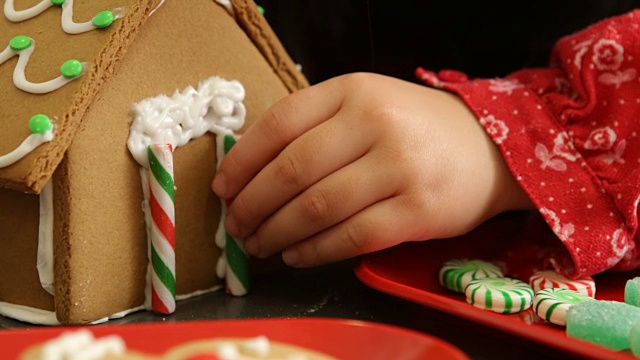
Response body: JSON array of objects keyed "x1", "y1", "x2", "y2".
[
  {"x1": 29, "y1": 114, "x2": 52, "y2": 134},
  {"x1": 92, "y1": 11, "x2": 114, "y2": 28},
  {"x1": 257, "y1": 5, "x2": 265, "y2": 15},
  {"x1": 50, "y1": 0, "x2": 65, "y2": 5},
  {"x1": 9, "y1": 36, "x2": 31, "y2": 51},
  {"x1": 60, "y1": 59, "x2": 83, "y2": 78}
]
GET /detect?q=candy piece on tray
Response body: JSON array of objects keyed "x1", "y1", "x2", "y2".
[
  {"x1": 630, "y1": 324, "x2": 640, "y2": 357},
  {"x1": 533, "y1": 288, "x2": 592, "y2": 326},
  {"x1": 566, "y1": 300, "x2": 640, "y2": 351},
  {"x1": 465, "y1": 277, "x2": 534, "y2": 314},
  {"x1": 439, "y1": 259, "x2": 504, "y2": 293},
  {"x1": 625, "y1": 277, "x2": 640, "y2": 307},
  {"x1": 529, "y1": 270, "x2": 596, "y2": 298}
]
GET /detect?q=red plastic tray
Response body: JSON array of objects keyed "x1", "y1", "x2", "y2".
[
  {"x1": 0, "y1": 317, "x2": 469, "y2": 360},
  {"x1": 355, "y1": 234, "x2": 640, "y2": 360}
]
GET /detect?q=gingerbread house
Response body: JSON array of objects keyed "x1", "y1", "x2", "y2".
[{"x1": 0, "y1": 0, "x2": 307, "y2": 324}]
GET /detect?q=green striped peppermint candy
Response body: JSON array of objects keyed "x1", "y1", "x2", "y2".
[
  {"x1": 534, "y1": 288, "x2": 591, "y2": 326},
  {"x1": 465, "y1": 277, "x2": 534, "y2": 314},
  {"x1": 439, "y1": 259, "x2": 503, "y2": 293}
]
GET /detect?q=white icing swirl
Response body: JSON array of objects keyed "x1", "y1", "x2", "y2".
[
  {"x1": 128, "y1": 76, "x2": 246, "y2": 168},
  {"x1": 0, "y1": 40, "x2": 86, "y2": 94},
  {"x1": 4, "y1": 0, "x2": 126, "y2": 35},
  {"x1": 3, "y1": 0, "x2": 52, "y2": 21}
]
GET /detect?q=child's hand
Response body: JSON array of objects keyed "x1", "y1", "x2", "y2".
[{"x1": 213, "y1": 73, "x2": 533, "y2": 267}]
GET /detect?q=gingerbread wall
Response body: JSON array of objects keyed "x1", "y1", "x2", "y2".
[{"x1": 54, "y1": 0, "x2": 293, "y2": 323}]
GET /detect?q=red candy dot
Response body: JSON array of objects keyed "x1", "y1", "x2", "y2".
[{"x1": 186, "y1": 354, "x2": 221, "y2": 360}]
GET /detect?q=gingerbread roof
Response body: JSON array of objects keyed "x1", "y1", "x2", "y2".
[{"x1": 0, "y1": 0, "x2": 306, "y2": 193}]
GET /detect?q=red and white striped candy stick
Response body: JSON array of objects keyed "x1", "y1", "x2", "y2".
[{"x1": 147, "y1": 144, "x2": 176, "y2": 314}]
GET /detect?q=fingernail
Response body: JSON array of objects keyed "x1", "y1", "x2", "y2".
[
  {"x1": 245, "y1": 236, "x2": 260, "y2": 256},
  {"x1": 213, "y1": 173, "x2": 227, "y2": 197},
  {"x1": 282, "y1": 250, "x2": 300, "y2": 267}
]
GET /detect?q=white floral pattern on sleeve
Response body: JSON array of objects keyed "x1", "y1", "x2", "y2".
[
  {"x1": 540, "y1": 208, "x2": 575, "y2": 243},
  {"x1": 488, "y1": 79, "x2": 524, "y2": 95},
  {"x1": 592, "y1": 38, "x2": 638, "y2": 87},
  {"x1": 479, "y1": 115, "x2": 509, "y2": 144}
]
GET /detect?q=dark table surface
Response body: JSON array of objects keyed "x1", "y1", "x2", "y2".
[{"x1": 0, "y1": 257, "x2": 584, "y2": 360}]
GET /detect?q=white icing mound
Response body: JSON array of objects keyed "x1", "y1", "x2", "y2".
[
  {"x1": 128, "y1": 76, "x2": 246, "y2": 168},
  {"x1": 23, "y1": 331, "x2": 336, "y2": 360}
]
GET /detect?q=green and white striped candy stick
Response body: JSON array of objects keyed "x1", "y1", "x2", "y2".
[
  {"x1": 465, "y1": 277, "x2": 534, "y2": 314},
  {"x1": 218, "y1": 134, "x2": 250, "y2": 296},
  {"x1": 534, "y1": 288, "x2": 591, "y2": 326},
  {"x1": 439, "y1": 259, "x2": 504, "y2": 293}
]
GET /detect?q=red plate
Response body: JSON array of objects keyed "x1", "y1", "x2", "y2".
[
  {"x1": 0, "y1": 317, "x2": 469, "y2": 360},
  {"x1": 355, "y1": 231, "x2": 640, "y2": 360}
]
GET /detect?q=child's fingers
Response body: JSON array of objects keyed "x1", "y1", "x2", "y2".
[
  {"x1": 280, "y1": 195, "x2": 422, "y2": 267},
  {"x1": 213, "y1": 77, "x2": 345, "y2": 199},
  {"x1": 243, "y1": 151, "x2": 400, "y2": 259},
  {"x1": 225, "y1": 111, "x2": 371, "y2": 239}
]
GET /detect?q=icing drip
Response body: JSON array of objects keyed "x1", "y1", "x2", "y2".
[
  {"x1": 4, "y1": 0, "x2": 125, "y2": 34},
  {"x1": 128, "y1": 76, "x2": 245, "y2": 167},
  {"x1": 0, "y1": 122, "x2": 54, "y2": 168},
  {"x1": 215, "y1": 0, "x2": 234, "y2": 16},
  {"x1": 0, "y1": 38, "x2": 86, "y2": 94},
  {"x1": 40, "y1": 329, "x2": 126, "y2": 360},
  {"x1": 37, "y1": 180, "x2": 54, "y2": 295}
]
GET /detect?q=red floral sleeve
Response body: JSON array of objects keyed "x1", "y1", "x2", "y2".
[{"x1": 417, "y1": 10, "x2": 640, "y2": 279}]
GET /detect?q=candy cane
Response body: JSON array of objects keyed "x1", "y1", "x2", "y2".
[{"x1": 147, "y1": 144, "x2": 176, "y2": 313}]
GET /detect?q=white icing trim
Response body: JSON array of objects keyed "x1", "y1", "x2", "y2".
[
  {"x1": 128, "y1": 76, "x2": 245, "y2": 168},
  {"x1": 37, "y1": 180, "x2": 54, "y2": 295},
  {"x1": 0, "y1": 302, "x2": 146, "y2": 326},
  {"x1": 4, "y1": 0, "x2": 126, "y2": 35},
  {"x1": 0, "y1": 290, "x2": 219, "y2": 325},
  {"x1": 0, "y1": 40, "x2": 86, "y2": 94},
  {"x1": 149, "y1": 0, "x2": 166, "y2": 16},
  {"x1": 0, "y1": 126, "x2": 54, "y2": 168},
  {"x1": 0, "y1": 301, "x2": 59, "y2": 325},
  {"x1": 175, "y1": 285, "x2": 222, "y2": 301},
  {"x1": 215, "y1": 0, "x2": 234, "y2": 16}
]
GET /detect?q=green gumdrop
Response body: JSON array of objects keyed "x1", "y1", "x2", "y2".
[
  {"x1": 257, "y1": 5, "x2": 265, "y2": 15},
  {"x1": 50, "y1": 0, "x2": 65, "y2": 5},
  {"x1": 631, "y1": 324, "x2": 640, "y2": 357},
  {"x1": 625, "y1": 277, "x2": 640, "y2": 307},
  {"x1": 29, "y1": 114, "x2": 52, "y2": 134},
  {"x1": 566, "y1": 300, "x2": 640, "y2": 351},
  {"x1": 60, "y1": 59, "x2": 83, "y2": 78},
  {"x1": 92, "y1": 11, "x2": 114, "y2": 28},
  {"x1": 9, "y1": 35, "x2": 31, "y2": 51}
]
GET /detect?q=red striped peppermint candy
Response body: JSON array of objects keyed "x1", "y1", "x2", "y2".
[{"x1": 529, "y1": 270, "x2": 595, "y2": 298}]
